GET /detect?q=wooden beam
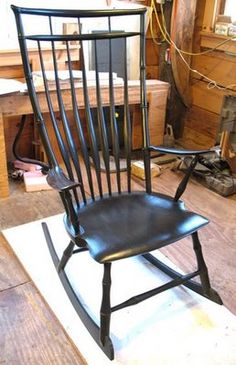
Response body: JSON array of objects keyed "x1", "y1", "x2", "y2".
[
  {"x1": 170, "y1": 0, "x2": 198, "y2": 107},
  {"x1": 202, "y1": 0, "x2": 218, "y2": 32},
  {"x1": 191, "y1": 79, "x2": 235, "y2": 113}
]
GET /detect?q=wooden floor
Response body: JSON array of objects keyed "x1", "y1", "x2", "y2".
[
  {"x1": 0, "y1": 167, "x2": 236, "y2": 364},
  {"x1": 0, "y1": 184, "x2": 86, "y2": 364}
]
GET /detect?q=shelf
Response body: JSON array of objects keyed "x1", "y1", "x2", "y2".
[
  {"x1": 0, "y1": 46, "x2": 80, "y2": 69},
  {"x1": 200, "y1": 31, "x2": 236, "y2": 55}
]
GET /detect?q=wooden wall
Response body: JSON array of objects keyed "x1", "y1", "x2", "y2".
[
  {"x1": 1, "y1": 2, "x2": 162, "y2": 165},
  {"x1": 0, "y1": 47, "x2": 80, "y2": 162},
  {"x1": 181, "y1": 0, "x2": 236, "y2": 149},
  {"x1": 5, "y1": 1, "x2": 231, "y2": 154},
  {"x1": 136, "y1": 0, "x2": 236, "y2": 150}
]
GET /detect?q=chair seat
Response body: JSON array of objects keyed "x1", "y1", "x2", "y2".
[{"x1": 75, "y1": 192, "x2": 209, "y2": 263}]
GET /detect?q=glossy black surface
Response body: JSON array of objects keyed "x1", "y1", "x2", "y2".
[
  {"x1": 12, "y1": 5, "x2": 222, "y2": 360},
  {"x1": 78, "y1": 192, "x2": 208, "y2": 263}
]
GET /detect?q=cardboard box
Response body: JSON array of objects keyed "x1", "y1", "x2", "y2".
[{"x1": 23, "y1": 171, "x2": 52, "y2": 192}]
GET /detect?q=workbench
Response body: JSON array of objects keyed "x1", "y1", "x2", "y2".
[{"x1": 0, "y1": 79, "x2": 169, "y2": 198}]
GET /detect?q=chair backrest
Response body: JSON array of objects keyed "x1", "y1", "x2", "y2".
[{"x1": 12, "y1": 6, "x2": 149, "y2": 206}]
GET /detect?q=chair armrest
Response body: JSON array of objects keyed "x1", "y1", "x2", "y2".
[
  {"x1": 46, "y1": 166, "x2": 80, "y2": 192},
  {"x1": 147, "y1": 145, "x2": 215, "y2": 156},
  {"x1": 146, "y1": 146, "x2": 216, "y2": 201}
]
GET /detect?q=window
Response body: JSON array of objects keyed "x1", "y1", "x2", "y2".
[
  {"x1": 224, "y1": 0, "x2": 236, "y2": 22},
  {"x1": 201, "y1": 0, "x2": 236, "y2": 54}
]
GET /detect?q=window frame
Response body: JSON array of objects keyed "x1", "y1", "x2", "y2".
[
  {"x1": 200, "y1": 0, "x2": 236, "y2": 54},
  {"x1": 202, "y1": 0, "x2": 235, "y2": 33}
]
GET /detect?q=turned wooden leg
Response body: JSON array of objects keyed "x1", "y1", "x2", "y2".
[
  {"x1": 100, "y1": 263, "x2": 112, "y2": 346},
  {"x1": 192, "y1": 231, "x2": 211, "y2": 295}
]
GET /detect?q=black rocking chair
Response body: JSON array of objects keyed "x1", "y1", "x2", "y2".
[{"x1": 12, "y1": 5, "x2": 222, "y2": 360}]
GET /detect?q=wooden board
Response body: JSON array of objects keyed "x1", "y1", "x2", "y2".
[
  {"x1": 0, "y1": 234, "x2": 29, "y2": 291},
  {"x1": 191, "y1": 80, "x2": 234, "y2": 114},
  {"x1": 180, "y1": 0, "x2": 236, "y2": 149},
  {"x1": 191, "y1": 52, "x2": 236, "y2": 92},
  {"x1": 170, "y1": 0, "x2": 197, "y2": 106},
  {"x1": 146, "y1": 65, "x2": 159, "y2": 79},
  {"x1": 146, "y1": 38, "x2": 160, "y2": 66},
  {"x1": 201, "y1": 0, "x2": 218, "y2": 32},
  {"x1": 0, "y1": 46, "x2": 80, "y2": 72},
  {"x1": 0, "y1": 64, "x2": 25, "y2": 81},
  {"x1": 200, "y1": 32, "x2": 236, "y2": 54},
  {"x1": 132, "y1": 87, "x2": 169, "y2": 149},
  {"x1": 181, "y1": 105, "x2": 219, "y2": 149},
  {"x1": 0, "y1": 281, "x2": 85, "y2": 365},
  {"x1": 0, "y1": 233, "x2": 85, "y2": 365}
]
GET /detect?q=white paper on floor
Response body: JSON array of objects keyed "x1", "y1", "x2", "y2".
[{"x1": 3, "y1": 214, "x2": 236, "y2": 365}]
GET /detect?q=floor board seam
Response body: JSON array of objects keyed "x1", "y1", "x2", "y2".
[{"x1": 0, "y1": 280, "x2": 31, "y2": 293}]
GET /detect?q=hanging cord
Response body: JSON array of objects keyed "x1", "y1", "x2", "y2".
[
  {"x1": 149, "y1": 0, "x2": 236, "y2": 91},
  {"x1": 12, "y1": 115, "x2": 49, "y2": 173},
  {"x1": 150, "y1": 0, "x2": 236, "y2": 55}
]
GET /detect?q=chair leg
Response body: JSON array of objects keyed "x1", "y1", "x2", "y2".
[
  {"x1": 100, "y1": 263, "x2": 112, "y2": 347},
  {"x1": 143, "y1": 246, "x2": 223, "y2": 304},
  {"x1": 42, "y1": 222, "x2": 114, "y2": 360},
  {"x1": 192, "y1": 231, "x2": 223, "y2": 304},
  {"x1": 57, "y1": 240, "x2": 75, "y2": 272}
]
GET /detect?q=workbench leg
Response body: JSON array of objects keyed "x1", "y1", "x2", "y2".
[
  {"x1": 132, "y1": 88, "x2": 168, "y2": 149},
  {"x1": 148, "y1": 90, "x2": 166, "y2": 146}
]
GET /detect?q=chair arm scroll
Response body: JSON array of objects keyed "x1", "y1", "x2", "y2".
[{"x1": 46, "y1": 166, "x2": 81, "y2": 192}]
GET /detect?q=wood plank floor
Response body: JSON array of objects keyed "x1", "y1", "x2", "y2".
[
  {"x1": 0, "y1": 166, "x2": 235, "y2": 364},
  {"x1": 0, "y1": 185, "x2": 86, "y2": 365},
  {"x1": 0, "y1": 234, "x2": 86, "y2": 365}
]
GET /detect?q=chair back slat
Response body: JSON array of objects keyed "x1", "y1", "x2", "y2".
[
  {"x1": 65, "y1": 40, "x2": 95, "y2": 202},
  {"x1": 80, "y1": 39, "x2": 104, "y2": 199},
  {"x1": 108, "y1": 34, "x2": 121, "y2": 194},
  {"x1": 38, "y1": 38, "x2": 83, "y2": 205},
  {"x1": 12, "y1": 6, "x2": 149, "y2": 209},
  {"x1": 94, "y1": 39, "x2": 112, "y2": 196},
  {"x1": 123, "y1": 38, "x2": 132, "y2": 193}
]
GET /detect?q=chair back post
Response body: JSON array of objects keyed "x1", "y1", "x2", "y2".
[
  {"x1": 140, "y1": 12, "x2": 149, "y2": 149},
  {"x1": 12, "y1": 6, "x2": 58, "y2": 169},
  {"x1": 139, "y1": 12, "x2": 152, "y2": 193}
]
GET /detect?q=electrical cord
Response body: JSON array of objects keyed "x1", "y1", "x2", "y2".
[
  {"x1": 12, "y1": 114, "x2": 49, "y2": 173},
  {"x1": 149, "y1": 0, "x2": 236, "y2": 91},
  {"x1": 150, "y1": 0, "x2": 236, "y2": 55},
  {"x1": 160, "y1": 2, "x2": 236, "y2": 56}
]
